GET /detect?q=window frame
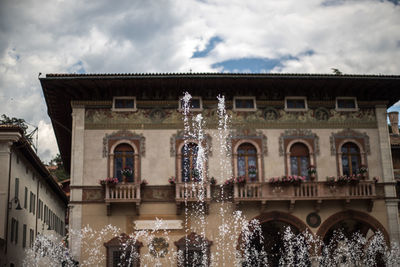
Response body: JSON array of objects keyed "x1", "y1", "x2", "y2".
[
  {"x1": 179, "y1": 96, "x2": 203, "y2": 111},
  {"x1": 175, "y1": 232, "x2": 212, "y2": 267},
  {"x1": 108, "y1": 140, "x2": 141, "y2": 183},
  {"x1": 113, "y1": 143, "x2": 135, "y2": 182},
  {"x1": 289, "y1": 142, "x2": 311, "y2": 178},
  {"x1": 112, "y1": 96, "x2": 137, "y2": 112},
  {"x1": 236, "y1": 143, "x2": 259, "y2": 181},
  {"x1": 233, "y1": 96, "x2": 257, "y2": 112},
  {"x1": 339, "y1": 141, "x2": 363, "y2": 176},
  {"x1": 284, "y1": 96, "x2": 308, "y2": 112},
  {"x1": 181, "y1": 142, "x2": 200, "y2": 182},
  {"x1": 232, "y1": 140, "x2": 263, "y2": 182},
  {"x1": 335, "y1": 97, "x2": 358, "y2": 111}
]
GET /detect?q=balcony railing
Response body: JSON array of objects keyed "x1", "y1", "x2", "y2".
[
  {"x1": 175, "y1": 182, "x2": 211, "y2": 202},
  {"x1": 105, "y1": 183, "x2": 141, "y2": 203},
  {"x1": 234, "y1": 181, "x2": 376, "y2": 202}
]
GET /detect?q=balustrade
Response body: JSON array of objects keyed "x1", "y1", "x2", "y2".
[
  {"x1": 105, "y1": 183, "x2": 141, "y2": 203},
  {"x1": 234, "y1": 181, "x2": 376, "y2": 202}
]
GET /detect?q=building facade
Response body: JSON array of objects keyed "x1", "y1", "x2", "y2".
[
  {"x1": 0, "y1": 126, "x2": 68, "y2": 267},
  {"x1": 40, "y1": 73, "x2": 400, "y2": 266}
]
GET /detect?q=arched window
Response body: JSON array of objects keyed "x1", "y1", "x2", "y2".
[
  {"x1": 341, "y1": 142, "x2": 361, "y2": 176},
  {"x1": 290, "y1": 143, "x2": 310, "y2": 177},
  {"x1": 237, "y1": 143, "x2": 258, "y2": 181},
  {"x1": 181, "y1": 143, "x2": 199, "y2": 182},
  {"x1": 114, "y1": 143, "x2": 134, "y2": 182}
]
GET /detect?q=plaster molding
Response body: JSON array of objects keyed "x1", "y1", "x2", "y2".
[{"x1": 102, "y1": 130, "x2": 145, "y2": 158}]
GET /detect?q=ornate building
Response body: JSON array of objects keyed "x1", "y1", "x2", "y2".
[{"x1": 40, "y1": 73, "x2": 400, "y2": 266}]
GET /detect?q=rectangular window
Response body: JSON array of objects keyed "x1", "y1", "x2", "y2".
[
  {"x1": 24, "y1": 187, "x2": 28, "y2": 209},
  {"x1": 38, "y1": 200, "x2": 41, "y2": 219},
  {"x1": 14, "y1": 178, "x2": 19, "y2": 199},
  {"x1": 23, "y1": 224, "x2": 27, "y2": 248},
  {"x1": 44, "y1": 205, "x2": 48, "y2": 223},
  {"x1": 233, "y1": 97, "x2": 256, "y2": 111},
  {"x1": 336, "y1": 97, "x2": 357, "y2": 111},
  {"x1": 285, "y1": 97, "x2": 307, "y2": 111},
  {"x1": 10, "y1": 218, "x2": 15, "y2": 243},
  {"x1": 29, "y1": 229, "x2": 34, "y2": 248},
  {"x1": 112, "y1": 97, "x2": 136, "y2": 111},
  {"x1": 32, "y1": 194, "x2": 36, "y2": 215},
  {"x1": 15, "y1": 220, "x2": 18, "y2": 244},
  {"x1": 29, "y1": 192, "x2": 34, "y2": 213},
  {"x1": 179, "y1": 96, "x2": 203, "y2": 111}
]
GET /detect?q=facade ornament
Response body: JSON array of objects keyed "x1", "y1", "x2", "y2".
[
  {"x1": 103, "y1": 130, "x2": 145, "y2": 157},
  {"x1": 314, "y1": 107, "x2": 330, "y2": 121},
  {"x1": 170, "y1": 130, "x2": 212, "y2": 157},
  {"x1": 230, "y1": 128, "x2": 268, "y2": 156},
  {"x1": 330, "y1": 129, "x2": 371, "y2": 155},
  {"x1": 279, "y1": 129, "x2": 319, "y2": 156},
  {"x1": 263, "y1": 108, "x2": 279, "y2": 121}
]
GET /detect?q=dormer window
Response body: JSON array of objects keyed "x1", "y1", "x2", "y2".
[
  {"x1": 285, "y1": 97, "x2": 307, "y2": 111},
  {"x1": 112, "y1": 97, "x2": 136, "y2": 111},
  {"x1": 336, "y1": 97, "x2": 358, "y2": 111},
  {"x1": 179, "y1": 96, "x2": 203, "y2": 111},
  {"x1": 233, "y1": 97, "x2": 256, "y2": 111}
]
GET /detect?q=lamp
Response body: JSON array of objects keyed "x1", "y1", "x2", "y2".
[{"x1": 8, "y1": 197, "x2": 22, "y2": 210}]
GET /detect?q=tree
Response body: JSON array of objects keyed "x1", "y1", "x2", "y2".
[
  {"x1": 0, "y1": 114, "x2": 35, "y2": 144},
  {"x1": 331, "y1": 68, "x2": 342, "y2": 75},
  {"x1": 48, "y1": 153, "x2": 70, "y2": 181}
]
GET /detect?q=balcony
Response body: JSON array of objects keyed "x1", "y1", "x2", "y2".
[
  {"x1": 234, "y1": 181, "x2": 377, "y2": 212},
  {"x1": 105, "y1": 183, "x2": 141, "y2": 215},
  {"x1": 175, "y1": 182, "x2": 212, "y2": 214}
]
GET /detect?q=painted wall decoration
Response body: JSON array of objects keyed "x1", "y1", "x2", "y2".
[{"x1": 85, "y1": 108, "x2": 377, "y2": 129}]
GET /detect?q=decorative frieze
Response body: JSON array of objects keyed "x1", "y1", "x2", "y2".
[{"x1": 85, "y1": 108, "x2": 377, "y2": 130}]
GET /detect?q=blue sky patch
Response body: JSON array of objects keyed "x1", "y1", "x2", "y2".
[
  {"x1": 68, "y1": 60, "x2": 86, "y2": 74},
  {"x1": 212, "y1": 56, "x2": 297, "y2": 73},
  {"x1": 192, "y1": 36, "x2": 223, "y2": 58}
]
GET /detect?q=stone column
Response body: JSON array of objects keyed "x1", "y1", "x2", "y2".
[
  {"x1": 69, "y1": 106, "x2": 85, "y2": 261},
  {"x1": 376, "y1": 105, "x2": 400, "y2": 243}
]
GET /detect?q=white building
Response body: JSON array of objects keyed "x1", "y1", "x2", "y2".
[{"x1": 0, "y1": 125, "x2": 68, "y2": 267}]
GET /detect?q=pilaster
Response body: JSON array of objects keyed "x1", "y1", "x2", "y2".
[
  {"x1": 376, "y1": 105, "x2": 400, "y2": 243},
  {"x1": 69, "y1": 106, "x2": 85, "y2": 261}
]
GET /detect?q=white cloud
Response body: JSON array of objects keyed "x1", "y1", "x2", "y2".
[{"x1": 0, "y1": 0, "x2": 399, "y2": 162}]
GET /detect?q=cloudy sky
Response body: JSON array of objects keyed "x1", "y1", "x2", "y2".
[{"x1": 0, "y1": 0, "x2": 399, "y2": 163}]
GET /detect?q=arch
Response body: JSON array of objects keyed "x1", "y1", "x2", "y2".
[
  {"x1": 337, "y1": 139, "x2": 365, "y2": 155},
  {"x1": 110, "y1": 139, "x2": 139, "y2": 155},
  {"x1": 238, "y1": 211, "x2": 313, "y2": 266},
  {"x1": 316, "y1": 210, "x2": 390, "y2": 245},
  {"x1": 233, "y1": 139, "x2": 261, "y2": 154},
  {"x1": 176, "y1": 139, "x2": 199, "y2": 155},
  {"x1": 253, "y1": 211, "x2": 311, "y2": 233},
  {"x1": 286, "y1": 139, "x2": 314, "y2": 155}
]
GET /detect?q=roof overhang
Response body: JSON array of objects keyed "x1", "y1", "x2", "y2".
[{"x1": 40, "y1": 73, "x2": 400, "y2": 171}]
